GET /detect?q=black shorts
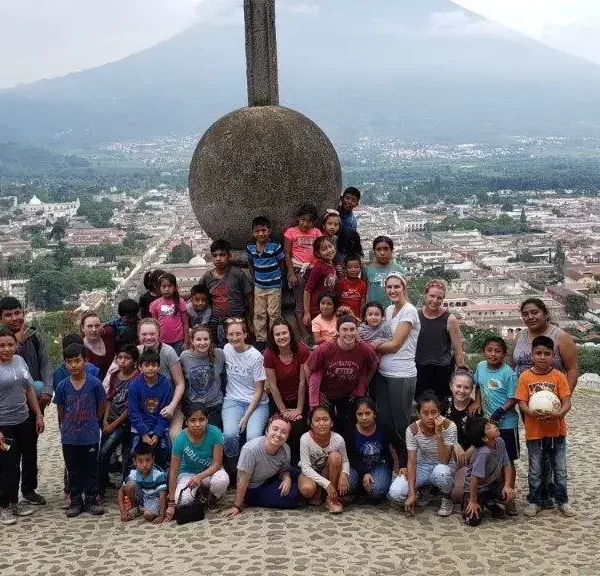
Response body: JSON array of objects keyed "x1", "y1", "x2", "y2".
[{"x1": 499, "y1": 428, "x2": 520, "y2": 462}]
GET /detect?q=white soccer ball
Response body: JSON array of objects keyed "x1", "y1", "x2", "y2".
[{"x1": 529, "y1": 390, "x2": 561, "y2": 413}]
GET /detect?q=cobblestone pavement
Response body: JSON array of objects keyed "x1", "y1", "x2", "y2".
[{"x1": 3, "y1": 393, "x2": 600, "y2": 576}]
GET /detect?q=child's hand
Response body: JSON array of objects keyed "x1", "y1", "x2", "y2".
[
  {"x1": 279, "y1": 475, "x2": 292, "y2": 496},
  {"x1": 239, "y1": 416, "x2": 249, "y2": 433},
  {"x1": 303, "y1": 312, "x2": 311, "y2": 327},
  {"x1": 537, "y1": 411, "x2": 558, "y2": 422},
  {"x1": 288, "y1": 273, "x2": 298, "y2": 288},
  {"x1": 326, "y1": 483, "x2": 339, "y2": 500},
  {"x1": 533, "y1": 409, "x2": 549, "y2": 421},
  {"x1": 405, "y1": 492, "x2": 417, "y2": 515},
  {"x1": 284, "y1": 408, "x2": 302, "y2": 421},
  {"x1": 362, "y1": 473, "x2": 374, "y2": 493},
  {"x1": 434, "y1": 416, "x2": 445, "y2": 437},
  {"x1": 153, "y1": 515, "x2": 165, "y2": 524},
  {"x1": 186, "y1": 474, "x2": 202, "y2": 489},
  {"x1": 222, "y1": 506, "x2": 242, "y2": 518},
  {"x1": 338, "y1": 473, "x2": 349, "y2": 496},
  {"x1": 164, "y1": 504, "x2": 175, "y2": 522},
  {"x1": 464, "y1": 500, "x2": 481, "y2": 519},
  {"x1": 142, "y1": 434, "x2": 153, "y2": 445},
  {"x1": 502, "y1": 485, "x2": 515, "y2": 502}
]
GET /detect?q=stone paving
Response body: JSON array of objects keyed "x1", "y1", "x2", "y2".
[{"x1": 3, "y1": 392, "x2": 600, "y2": 576}]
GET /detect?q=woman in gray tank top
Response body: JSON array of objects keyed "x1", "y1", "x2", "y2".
[
  {"x1": 415, "y1": 280, "x2": 465, "y2": 401},
  {"x1": 512, "y1": 298, "x2": 577, "y2": 391}
]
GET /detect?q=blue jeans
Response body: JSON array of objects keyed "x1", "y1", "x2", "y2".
[
  {"x1": 349, "y1": 465, "x2": 392, "y2": 501},
  {"x1": 222, "y1": 398, "x2": 270, "y2": 457},
  {"x1": 98, "y1": 424, "x2": 131, "y2": 490},
  {"x1": 131, "y1": 433, "x2": 172, "y2": 474},
  {"x1": 245, "y1": 468, "x2": 300, "y2": 509},
  {"x1": 388, "y1": 462, "x2": 455, "y2": 502},
  {"x1": 526, "y1": 436, "x2": 568, "y2": 505}
]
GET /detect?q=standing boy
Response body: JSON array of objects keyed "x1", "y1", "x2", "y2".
[
  {"x1": 202, "y1": 239, "x2": 254, "y2": 348},
  {"x1": 335, "y1": 255, "x2": 367, "y2": 320},
  {"x1": 462, "y1": 417, "x2": 515, "y2": 526},
  {"x1": 128, "y1": 349, "x2": 173, "y2": 471},
  {"x1": 515, "y1": 336, "x2": 576, "y2": 517},
  {"x1": 337, "y1": 187, "x2": 361, "y2": 234},
  {"x1": 474, "y1": 335, "x2": 519, "y2": 515},
  {"x1": 53, "y1": 343, "x2": 106, "y2": 517},
  {"x1": 246, "y1": 217, "x2": 286, "y2": 351}
]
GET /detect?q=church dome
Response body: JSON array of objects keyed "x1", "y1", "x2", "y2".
[
  {"x1": 188, "y1": 254, "x2": 207, "y2": 266},
  {"x1": 28, "y1": 195, "x2": 42, "y2": 205}
]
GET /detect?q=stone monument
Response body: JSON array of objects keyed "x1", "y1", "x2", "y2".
[{"x1": 189, "y1": 0, "x2": 342, "y2": 249}]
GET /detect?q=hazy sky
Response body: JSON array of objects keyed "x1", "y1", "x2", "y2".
[{"x1": 0, "y1": 0, "x2": 599, "y2": 88}]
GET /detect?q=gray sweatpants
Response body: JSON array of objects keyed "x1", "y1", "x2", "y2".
[{"x1": 371, "y1": 372, "x2": 416, "y2": 441}]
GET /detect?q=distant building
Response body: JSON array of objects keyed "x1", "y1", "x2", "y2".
[{"x1": 18, "y1": 195, "x2": 80, "y2": 220}]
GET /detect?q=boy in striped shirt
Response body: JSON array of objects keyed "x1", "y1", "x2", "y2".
[{"x1": 246, "y1": 217, "x2": 286, "y2": 351}]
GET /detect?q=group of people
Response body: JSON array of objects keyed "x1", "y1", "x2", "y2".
[{"x1": 0, "y1": 186, "x2": 579, "y2": 526}]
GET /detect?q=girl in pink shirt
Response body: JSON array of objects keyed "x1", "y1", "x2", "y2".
[
  {"x1": 303, "y1": 237, "x2": 337, "y2": 326},
  {"x1": 149, "y1": 273, "x2": 189, "y2": 355},
  {"x1": 311, "y1": 292, "x2": 338, "y2": 345},
  {"x1": 284, "y1": 203, "x2": 322, "y2": 341}
]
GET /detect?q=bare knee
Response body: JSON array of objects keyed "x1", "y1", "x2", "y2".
[{"x1": 298, "y1": 475, "x2": 317, "y2": 498}]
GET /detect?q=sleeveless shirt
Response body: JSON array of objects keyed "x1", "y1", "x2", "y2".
[
  {"x1": 415, "y1": 309, "x2": 452, "y2": 367},
  {"x1": 513, "y1": 325, "x2": 566, "y2": 375}
]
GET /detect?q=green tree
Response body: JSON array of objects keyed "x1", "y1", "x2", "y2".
[
  {"x1": 166, "y1": 242, "x2": 194, "y2": 264},
  {"x1": 565, "y1": 293, "x2": 588, "y2": 319},
  {"x1": 578, "y1": 347, "x2": 600, "y2": 376},
  {"x1": 117, "y1": 259, "x2": 132, "y2": 274},
  {"x1": 31, "y1": 311, "x2": 78, "y2": 365},
  {"x1": 30, "y1": 230, "x2": 47, "y2": 248},
  {"x1": 465, "y1": 328, "x2": 501, "y2": 353},
  {"x1": 52, "y1": 241, "x2": 73, "y2": 269},
  {"x1": 48, "y1": 217, "x2": 68, "y2": 242},
  {"x1": 27, "y1": 269, "x2": 78, "y2": 310},
  {"x1": 500, "y1": 202, "x2": 513, "y2": 212},
  {"x1": 554, "y1": 240, "x2": 566, "y2": 283}
]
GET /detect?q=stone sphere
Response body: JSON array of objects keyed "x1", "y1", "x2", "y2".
[{"x1": 189, "y1": 105, "x2": 342, "y2": 249}]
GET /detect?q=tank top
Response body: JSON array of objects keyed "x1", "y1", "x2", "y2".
[
  {"x1": 415, "y1": 309, "x2": 452, "y2": 367},
  {"x1": 513, "y1": 325, "x2": 566, "y2": 376}
]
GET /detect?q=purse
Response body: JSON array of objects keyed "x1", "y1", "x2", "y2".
[{"x1": 174, "y1": 487, "x2": 206, "y2": 525}]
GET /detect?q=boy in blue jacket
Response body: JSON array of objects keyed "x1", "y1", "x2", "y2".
[{"x1": 127, "y1": 349, "x2": 173, "y2": 472}]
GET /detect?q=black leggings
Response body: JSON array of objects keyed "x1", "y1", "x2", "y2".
[{"x1": 415, "y1": 363, "x2": 454, "y2": 401}]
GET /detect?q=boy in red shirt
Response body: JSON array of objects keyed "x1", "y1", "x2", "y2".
[{"x1": 335, "y1": 255, "x2": 367, "y2": 320}]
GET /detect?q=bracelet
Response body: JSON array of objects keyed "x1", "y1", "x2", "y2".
[
  {"x1": 233, "y1": 504, "x2": 243, "y2": 511},
  {"x1": 36, "y1": 414, "x2": 44, "y2": 419}
]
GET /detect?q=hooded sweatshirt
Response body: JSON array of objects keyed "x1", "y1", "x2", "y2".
[{"x1": 16, "y1": 326, "x2": 53, "y2": 397}]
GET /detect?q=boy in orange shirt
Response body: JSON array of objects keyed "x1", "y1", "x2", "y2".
[{"x1": 515, "y1": 336, "x2": 576, "y2": 517}]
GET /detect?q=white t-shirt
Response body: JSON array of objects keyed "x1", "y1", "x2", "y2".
[
  {"x1": 223, "y1": 344, "x2": 268, "y2": 404},
  {"x1": 378, "y1": 303, "x2": 421, "y2": 378}
]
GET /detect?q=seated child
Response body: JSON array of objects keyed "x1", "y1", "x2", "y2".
[
  {"x1": 311, "y1": 292, "x2": 338, "y2": 345},
  {"x1": 358, "y1": 301, "x2": 392, "y2": 348},
  {"x1": 118, "y1": 442, "x2": 167, "y2": 523},
  {"x1": 474, "y1": 336, "x2": 519, "y2": 514},
  {"x1": 462, "y1": 417, "x2": 515, "y2": 526},
  {"x1": 164, "y1": 402, "x2": 229, "y2": 521},
  {"x1": 515, "y1": 335, "x2": 576, "y2": 517},
  {"x1": 98, "y1": 344, "x2": 140, "y2": 497},
  {"x1": 441, "y1": 369, "x2": 482, "y2": 503},
  {"x1": 127, "y1": 349, "x2": 173, "y2": 471},
  {"x1": 186, "y1": 283, "x2": 212, "y2": 327},
  {"x1": 106, "y1": 299, "x2": 140, "y2": 349},
  {"x1": 335, "y1": 255, "x2": 367, "y2": 319}
]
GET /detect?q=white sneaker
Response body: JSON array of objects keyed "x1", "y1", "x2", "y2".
[
  {"x1": 438, "y1": 496, "x2": 454, "y2": 517},
  {"x1": 524, "y1": 503, "x2": 539, "y2": 517},
  {"x1": 558, "y1": 503, "x2": 577, "y2": 517},
  {"x1": 12, "y1": 502, "x2": 34, "y2": 516},
  {"x1": 0, "y1": 507, "x2": 17, "y2": 525}
]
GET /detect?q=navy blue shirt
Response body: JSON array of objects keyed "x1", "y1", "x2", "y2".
[
  {"x1": 246, "y1": 240, "x2": 285, "y2": 289},
  {"x1": 54, "y1": 375, "x2": 106, "y2": 445}
]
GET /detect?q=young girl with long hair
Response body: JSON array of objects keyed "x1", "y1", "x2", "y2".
[
  {"x1": 150, "y1": 273, "x2": 190, "y2": 355},
  {"x1": 303, "y1": 236, "x2": 337, "y2": 326}
]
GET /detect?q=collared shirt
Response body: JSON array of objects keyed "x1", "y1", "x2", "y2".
[{"x1": 246, "y1": 240, "x2": 285, "y2": 289}]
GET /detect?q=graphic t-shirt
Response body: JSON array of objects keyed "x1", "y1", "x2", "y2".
[
  {"x1": 106, "y1": 370, "x2": 139, "y2": 423},
  {"x1": 307, "y1": 341, "x2": 378, "y2": 401},
  {"x1": 353, "y1": 427, "x2": 387, "y2": 471},
  {"x1": 149, "y1": 296, "x2": 187, "y2": 344},
  {"x1": 474, "y1": 361, "x2": 519, "y2": 429},
  {"x1": 284, "y1": 227, "x2": 322, "y2": 267},
  {"x1": 441, "y1": 397, "x2": 482, "y2": 450},
  {"x1": 179, "y1": 349, "x2": 225, "y2": 408},
  {"x1": 335, "y1": 277, "x2": 367, "y2": 319},
  {"x1": 202, "y1": 266, "x2": 254, "y2": 321},
  {"x1": 304, "y1": 260, "x2": 337, "y2": 318},
  {"x1": 464, "y1": 437, "x2": 510, "y2": 493},
  {"x1": 172, "y1": 425, "x2": 223, "y2": 475},
  {"x1": 53, "y1": 375, "x2": 106, "y2": 445},
  {"x1": 363, "y1": 262, "x2": 406, "y2": 308},
  {"x1": 223, "y1": 344, "x2": 267, "y2": 404},
  {"x1": 263, "y1": 344, "x2": 311, "y2": 403},
  {"x1": 515, "y1": 368, "x2": 570, "y2": 440}
]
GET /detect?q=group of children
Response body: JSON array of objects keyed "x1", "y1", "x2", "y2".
[{"x1": 0, "y1": 186, "x2": 577, "y2": 526}]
